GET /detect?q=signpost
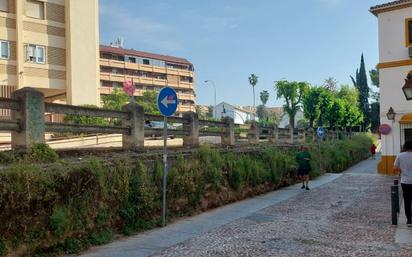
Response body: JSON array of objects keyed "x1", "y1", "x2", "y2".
[
  {"x1": 157, "y1": 87, "x2": 178, "y2": 227},
  {"x1": 317, "y1": 127, "x2": 324, "y2": 173}
]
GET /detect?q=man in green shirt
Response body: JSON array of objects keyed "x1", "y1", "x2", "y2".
[{"x1": 296, "y1": 145, "x2": 312, "y2": 190}]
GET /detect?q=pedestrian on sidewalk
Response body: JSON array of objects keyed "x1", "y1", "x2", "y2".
[
  {"x1": 393, "y1": 140, "x2": 412, "y2": 227},
  {"x1": 296, "y1": 145, "x2": 311, "y2": 191},
  {"x1": 370, "y1": 143, "x2": 377, "y2": 160}
]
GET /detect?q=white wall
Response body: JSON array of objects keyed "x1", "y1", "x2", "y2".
[{"x1": 378, "y1": 7, "x2": 412, "y2": 62}]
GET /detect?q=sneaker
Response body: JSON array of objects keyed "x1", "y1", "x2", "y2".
[
  {"x1": 306, "y1": 187, "x2": 310, "y2": 191},
  {"x1": 301, "y1": 185, "x2": 305, "y2": 189}
]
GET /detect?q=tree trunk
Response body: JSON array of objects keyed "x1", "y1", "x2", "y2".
[
  {"x1": 253, "y1": 86, "x2": 255, "y2": 121},
  {"x1": 289, "y1": 114, "x2": 295, "y2": 130}
]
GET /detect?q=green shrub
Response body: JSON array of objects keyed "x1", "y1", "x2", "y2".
[
  {"x1": 28, "y1": 143, "x2": 59, "y2": 163},
  {"x1": 49, "y1": 207, "x2": 70, "y2": 237},
  {"x1": 63, "y1": 237, "x2": 82, "y2": 254},
  {"x1": 0, "y1": 238, "x2": 6, "y2": 257},
  {"x1": 88, "y1": 229, "x2": 112, "y2": 246},
  {"x1": 0, "y1": 134, "x2": 372, "y2": 257}
]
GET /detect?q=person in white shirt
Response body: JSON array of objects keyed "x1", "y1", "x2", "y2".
[{"x1": 394, "y1": 140, "x2": 412, "y2": 227}]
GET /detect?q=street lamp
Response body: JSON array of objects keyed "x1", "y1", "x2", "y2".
[
  {"x1": 386, "y1": 107, "x2": 396, "y2": 121},
  {"x1": 204, "y1": 80, "x2": 216, "y2": 118},
  {"x1": 403, "y1": 74, "x2": 412, "y2": 100}
]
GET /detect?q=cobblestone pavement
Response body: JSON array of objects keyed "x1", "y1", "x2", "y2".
[{"x1": 151, "y1": 173, "x2": 412, "y2": 257}]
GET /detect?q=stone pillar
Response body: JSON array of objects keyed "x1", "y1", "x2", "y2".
[
  {"x1": 221, "y1": 117, "x2": 235, "y2": 146},
  {"x1": 308, "y1": 128, "x2": 315, "y2": 142},
  {"x1": 122, "y1": 102, "x2": 144, "y2": 151},
  {"x1": 248, "y1": 122, "x2": 259, "y2": 145},
  {"x1": 269, "y1": 125, "x2": 278, "y2": 144},
  {"x1": 298, "y1": 129, "x2": 306, "y2": 143},
  {"x1": 183, "y1": 112, "x2": 199, "y2": 147},
  {"x1": 11, "y1": 88, "x2": 45, "y2": 151}
]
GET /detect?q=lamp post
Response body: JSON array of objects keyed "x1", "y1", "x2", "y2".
[{"x1": 204, "y1": 80, "x2": 216, "y2": 118}]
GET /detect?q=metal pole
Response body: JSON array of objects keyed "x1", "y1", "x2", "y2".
[
  {"x1": 318, "y1": 136, "x2": 321, "y2": 173},
  {"x1": 391, "y1": 184, "x2": 399, "y2": 225},
  {"x1": 214, "y1": 84, "x2": 216, "y2": 119},
  {"x1": 162, "y1": 115, "x2": 168, "y2": 227}
]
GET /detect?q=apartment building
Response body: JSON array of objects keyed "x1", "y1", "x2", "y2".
[
  {"x1": 0, "y1": 0, "x2": 100, "y2": 106},
  {"x1": 100, "y1": 45, "x2": 196, "y2": 114},
  {"x1": 370, "y1": 0, "x2": 412, "y2": 174}
]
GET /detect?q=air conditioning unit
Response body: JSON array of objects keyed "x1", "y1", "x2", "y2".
[{"x1": 409, "y1": 46, "x2": 412, "y2": 58}]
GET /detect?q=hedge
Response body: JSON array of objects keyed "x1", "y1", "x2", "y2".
[{"x1": 0, "y1": 134, "x2": 373, "y2": 257}]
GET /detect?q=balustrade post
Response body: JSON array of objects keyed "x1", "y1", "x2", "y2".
[
  {"x1": 299, "y1": 128, "x2": 306, "y2": 143},
  {"x1": 248, "y1": 122, "x2": 259, "y2": 145},
  {"x1": 183, "y1": 112, "x2": 199, "y2": 147},
  {"x1": 269, "y1": 125, "x2": 278, "y2": 144},
  {"x1": 221, "y1": 117, "x2": 235, "y2": 146},
  {"x1": 122, "y1": 102, "x2": 144, "y2": 151},
  {"x1": 11, "y1": 88, "x2": 45, "y2": 152}
]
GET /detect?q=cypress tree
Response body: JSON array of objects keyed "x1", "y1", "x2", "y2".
[
  {"x1": 358, "y1": 54, "x2": 370, "y2": 130},
  {"x1": 350, "y1": 54, "x2": 370, "y2": 131}
]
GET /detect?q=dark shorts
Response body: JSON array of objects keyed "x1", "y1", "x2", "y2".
[{"x1": 298, "y1": 168, "x2": 311, "y2": 176}]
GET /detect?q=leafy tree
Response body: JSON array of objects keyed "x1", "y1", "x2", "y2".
[
  {"x1": 370, "y1": 68, "x2": 379, "y2": 88},
  {"x1": 101, "y1": 89, "x2": 129, "y2": 111},
  {"x1": 64, "y1": 104, "x2": 109, "y2": 126},
  {"x1": 302, "y1": 87, "x2": 322, "y2": 128},
  {"x1": 256, "y1": 104, "x2": 269, "y2": 122},
  {"x1": 337, "y1": 85, "x2": 359, "y2": 107},
  {"x1": 260, "y1": 90, "x2": 269, "y2": 106},
  {"x1": 370, "y1": 102, "x2": 380, "y2": 133},
  {"x1": 327, "y1": 98, "x2": 345, "y2": 129},
  {"x1": 207, "y1": 106, "x2": 214, "y2": 119},
  {"x1": 274, "y1": 80, "x2": 308, "y2": 129},
  {"x1": 195, "y1": 106, "x2": 207, "y2": 120},
  {"x1": 339, "y1": 102, "x2": 363, "y2": 131},
  {"x1": 323, "y1": 77, "x2": 338, "y2": 92},
  {"x1": 248, "y1": 74, "x2": 258, "y2": 119},
  {"x1": 350, "y1": 54, "x2": 370, "y2": 131},
  {"x1": 317, "y1": 88, "x2": 333, "y2": 127},
  {"x1": 135, "y1": 91, "x2": 160, "y2": 115},
  {"x1": 369, "y1": 66, "x2": 380, "y2": 132}
]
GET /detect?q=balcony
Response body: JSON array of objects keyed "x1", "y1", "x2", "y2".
[
  {"x1": 177, "y1": 93, "x2": 195, "y2": 101},
  {"x1": 100, "y1": 59, "x2": 125, "y2": 69}
]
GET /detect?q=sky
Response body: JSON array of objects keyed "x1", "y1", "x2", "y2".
[{"x1": 99, "y1": 0, "x2": 388, "y2": 107}]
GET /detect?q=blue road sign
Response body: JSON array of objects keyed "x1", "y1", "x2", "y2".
[
  {"x1": 317, "y1": 127, "x2": 325, "y2": 138},
  {"x1": 157, "y1": 87, "x2": 179, "y2": 117}
]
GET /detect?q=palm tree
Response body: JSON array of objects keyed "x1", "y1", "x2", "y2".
[
  {"x1": 248, "y1": 74, "x2": 258, "y2": 120},
  {"x1": 260, "y1": 90, "x2": 269, "y2": 106}
]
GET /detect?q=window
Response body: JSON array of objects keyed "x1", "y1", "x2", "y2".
[
  {"x1": 27, "y1": 44, "x2": 46, "y2": 64},
  {"x1": 142, "y1": 59, "x2": 150, "y2": 65},
  {"x1": 26, "y1": 0, "x2": 45, "y2": 20},
  {"x1": 0, "y1": 41, "x2": 9, "y2": 59},
  {"x1": 0, "y1": 0, "x2": 9, "y2": 12}
]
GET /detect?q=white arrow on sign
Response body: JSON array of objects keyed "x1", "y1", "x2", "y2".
[{"x1": 161, "y1": 96, "x2": 176, "y2": 108}]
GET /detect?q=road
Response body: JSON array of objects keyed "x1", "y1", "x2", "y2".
[{"x1": 78, "y1": 155, "x2": 412, "y2": 257}]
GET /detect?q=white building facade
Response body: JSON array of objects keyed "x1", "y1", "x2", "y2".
[
  {"x1": 214, "y1": 102, "x2": 256, "y2": 125},
  {"x1": 371, "y1": 1, "x2": 412, "y2": 174}
]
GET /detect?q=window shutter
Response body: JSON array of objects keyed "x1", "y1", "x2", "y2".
[
  {"x1": 0, "y1": 0, "x2": 8, "y2": 12},
  {"x1": 26, "y1": 1, "x2": 44, "y2": 19}
]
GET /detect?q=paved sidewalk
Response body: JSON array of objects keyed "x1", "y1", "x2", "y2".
[
  {"x1": 78, "y1": 155, "x2": 412, "y2": 257},
  {"x1": 79, "y1": 174, "x2": 342, "y2": 257}
]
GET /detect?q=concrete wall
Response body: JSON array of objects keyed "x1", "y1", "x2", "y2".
[{"x1": 65, "y1": 0, "x2": 100, "y2": 105}]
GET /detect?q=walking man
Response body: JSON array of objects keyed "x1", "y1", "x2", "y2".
[
  {"x1": 296, "y1": 145, "x2": 311, "y2": 191},
  {"x1": 393, "y1": 140, "x2": 412, "y2": 227}
]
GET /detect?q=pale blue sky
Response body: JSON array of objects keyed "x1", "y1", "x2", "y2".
[{"x1": 99, "y1": 0, "x2": 387, "y2": 107}]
